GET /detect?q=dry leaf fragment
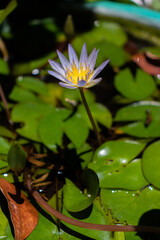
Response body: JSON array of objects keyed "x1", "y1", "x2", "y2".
[{"x1": 0, "y1": 178, "x2": 39, "y2": 240}]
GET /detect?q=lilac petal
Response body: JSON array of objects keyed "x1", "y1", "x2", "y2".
[
  {"x1": 59, "y1": 82, "x2": 77, "y2": 89},
  {"x1": 87, "y1": 48, "x2": 96, "y2": 65},
  {"x1": 80, "y1": 43, "x2": 87, "y2": 66},
  {"x1": 57, "y1": 50, "x2": 70, "y2": 70},
  {"x1": 68, "y1": 44, "x2": 79, "y2": 67},
  {"x1": 89, "y1": 49, "x2": 99, "y2": 70},
  {"x1": 48, "y1": 70, "x2": 74, "y2": 85},
  {"x1": 88, "y1": 59, "x2": 110, "y2": 82},
  {"x1": 77, "y1": 79, "x2": 87, "y2": 87},
  {"x1": 85, "y1": 78, "x2": 102, "y2": 88},
  {"x1": 48, "y1": 59, "x2": 65, "y2": 76}
]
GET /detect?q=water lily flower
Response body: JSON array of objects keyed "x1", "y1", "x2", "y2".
[{"x1": 48, "y1": 43, "x2": 109, "y2": 89}]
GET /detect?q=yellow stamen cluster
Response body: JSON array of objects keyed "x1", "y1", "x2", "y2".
[{"x1": 65, "y1": 62, "x2": 93, "y2": 84}]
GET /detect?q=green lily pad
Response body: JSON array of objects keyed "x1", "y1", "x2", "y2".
[
  {"x1": 63, "y1": 169, "x2": 99, "y2": 212},
  {"x1": 0, "y1": 206, "x2": 8, "y2": 239},
  {"x1": 101, "y1": 186, "x2": 160, "y2": 226},
  {"x1": 88, "y1": 140, "x2": 147, "y2": 190},
  {"x1": 142, "y1": 140, "x2": 160, "y2": 189},
  {"x1": 11, "y1": 102, "x2": 54, "y2": 141},
  {"x1": 114, "y1": 101, "x2": 160, "y2": 138},
  {"x1": 9, "y1": 86, "x2": 38, "y2": 102},
  {"x1": 64, "y1": 113, "x2": 89, "y2": 148},
  {"x1": 78, "y1": 102, "x2": 112, "y2": 129},
  {"x1": 114, "y1": 101, "x2": 160, "y2": 122},
  {"x1": 114, "y1": 69, "x2": 156, "y2": 100},
  {"x1": 16, "y1": 76, "x2": 48, "y2": 95},
  {"x1": 61, "y1": 198, "x2": 111, "y2": 240},
  {"x1": 38, "y1": 108, "x2": 71, "y2": 151}
]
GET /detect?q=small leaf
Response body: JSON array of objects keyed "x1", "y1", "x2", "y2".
[
  {"x1": 7, "y1": 143, "x2": 26, "y2": 172},
  {"x1": 11, "y1": 102, "x2": 54, "y2": 141},
  {"x1": 16, "y1": 76, "x2": 48, "y2": 95},
  {"x1": 64, "y1": 113, "x2": 89, "y2": 148},
  {"x1": 0, "y1": 178, "x2": 39, "y2": 240},
  {"x1": 114, "y1": 69, "x2": 156, "y2": 100},
  {"x1": 142, "y1": 140, "x2": 160, "y2": 189},
  {"x1": 9, "y1": 86, "x2": 38, "y2": 102},
  {"x1": 63, "y1": 169, "x2": 99, "y2": 212},
  {"x1": 38, "y1": 108, "x2": 71, "y2": 151}
]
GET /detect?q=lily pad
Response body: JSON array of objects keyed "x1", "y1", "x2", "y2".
[
  {"x1": 114, "y1": 101, "x2": 160, "y2": 138},
  {"x1": 61, "y1": 198, "x2": 111, "y2": 240},
  {"x1": 101, "y1": 186, "x2": 160, "y2": 225},
  {"x1": 89, "y1": 140, "x2": 147, "y2": 190},
  {"x1": 63, "y1": 169, "x2": 99, "y2": 212},
  {"x1": 9, "y1": 86, "x2": 38, "y2": 102},
  {"x1": 114, "y1": 69, "x2": 156, "y2": 100},
  {"x1": 38, "y1": 108, "x2": 71, "y2": 151},
  {"x1": 0, "y1": 137, "x2": 11, "y2": 155},
  {"x1": 16, "y1": 76, "x2": 48, "y2": 95},
  {"x1": 11, "y1": 102, "x2": 54, "y2": 141},
  {"x1": 142, "y1": 140, "x2": 160, "y2": 189},
  {"x1": 64, "y1": 113, "x2": 89, "y2": 148},
  {"x1": 78, "y1": 102, "x2": 112, "y2": 129}
]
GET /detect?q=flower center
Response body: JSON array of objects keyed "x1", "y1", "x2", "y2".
[{"x1": 65, "y1": 62, "x2": 93, "y2": 85}]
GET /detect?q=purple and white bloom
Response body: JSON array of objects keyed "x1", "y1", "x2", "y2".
[{"x1": 48, "y1": 43, "x2": 109, "y2": 89}]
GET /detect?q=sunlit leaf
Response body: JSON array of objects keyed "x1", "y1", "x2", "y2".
[
  {"x1": 142, "y1": 140, "x2": 160, "y2": 189},
  {"x1": 0, "y1": 137, "x2": 11, "y2": 155},
  {"x1": 0, "y1": 0, "x2": 17, "y2": 25},
  {"x1": 89, "y1": 140, "x2": 147, "y2": 190},
  {"x1": 0, "y1": 126, "x2": 15, "y2": 139}
]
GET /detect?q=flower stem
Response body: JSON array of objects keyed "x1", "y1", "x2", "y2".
[{"x1": 79, "y1": 87, "x2": 101, "y2": 145}]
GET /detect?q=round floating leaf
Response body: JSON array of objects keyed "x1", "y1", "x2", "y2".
[
  {"x1": 114, "y1": 101, "x2": 160, "y2": 138},
  {"x1": 114, "y1": 101, "x2": 160, "y2": 122},
  {"x1": 89, "y1": 140, "x2": 146, "y2": 190},
  {"x1": 9, "y1": 86, "x2": 38, "y2": 102},
  {"x1": 63, "y1": 169, "x2": 99, "y2": 212},
  {"x1": 119, "y1": 121, "x2": 160, "y2": 138},
  {"x1": 16, "y1": 76, "x2": 48, "y2": 95},
  {"x1": 142, "y1": 140, "x2": 160, "y2": 189},
  {"x1": 114, "y1": 69, "x2": 156, "y2": 100},
  {"x1": 62, "y1": 199, "x2": 111, "y2": 240},
  {"x1": 7, "y1": 143, "x2": 26, "y2": 172},
  {"x1": 64, "y1": 113, "x2": 89, "y2": 148},
  {"x1": 78, "y1": 102, "x2": 112, "y2": 129},
  {"x1": 101, "y1": 186, "x2": 160, "y2": 225},
  {"x1": 38, "y1": 108, "x2": 71, "y2": 151},
  {"x1": 11, "y1": 102, "x2": 54, "y2": 141}
]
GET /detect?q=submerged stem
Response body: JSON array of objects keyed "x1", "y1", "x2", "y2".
[{"x1": 79, "y1": 87, "x2": 101, "y2": 145}]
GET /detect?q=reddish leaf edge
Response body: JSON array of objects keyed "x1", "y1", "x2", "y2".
[{"x1": 26, "y1": 169, "x2": 160, "y2": 233}]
